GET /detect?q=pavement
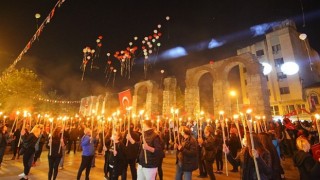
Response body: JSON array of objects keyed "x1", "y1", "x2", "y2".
[{"x1": 0, "y1": 150, "x2": 299, "y2": 180}]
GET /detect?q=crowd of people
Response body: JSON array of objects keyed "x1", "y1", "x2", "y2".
[{"x1": 0, "y1": 115, "x2": 320, "y2": 180}]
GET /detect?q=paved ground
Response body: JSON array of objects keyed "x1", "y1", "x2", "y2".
[{"x1": 0, "y1": 150, "x2": 299, "y2": 180}]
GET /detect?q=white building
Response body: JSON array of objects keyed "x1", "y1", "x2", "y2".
[{"x1": 237, "y1": 20, "x2": 320, "y2": 119}]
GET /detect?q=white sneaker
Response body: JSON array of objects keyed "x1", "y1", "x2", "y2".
[{"x1": 18, "y1": 173, "x2": 25, "y2": 177}]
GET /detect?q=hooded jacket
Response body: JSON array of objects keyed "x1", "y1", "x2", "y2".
[{"x1": 293, "y1": 150, "x2": 320, "y2": 180}]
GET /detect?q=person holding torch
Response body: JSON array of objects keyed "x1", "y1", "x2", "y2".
[
  {"x1": 126, "y1": 118, "x2": 162, "y2": 180},
  {"x1": 223, "y1": 109, "x2": 272, "y2": 180}
]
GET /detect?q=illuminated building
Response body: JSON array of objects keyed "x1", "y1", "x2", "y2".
[{"x1": 237, "y1": 20, "x2": 320, "y2": 119}]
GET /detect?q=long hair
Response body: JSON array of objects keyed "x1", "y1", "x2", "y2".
[
  {"x1": 246, "y1": 132, "x2": 267, "y2": 154},
  {"x1": 53, "y1": 127, "x2": 62, "y2": 138},
  {"x1": 258, "y1": 132, "x2": 279, "y2": 163}
]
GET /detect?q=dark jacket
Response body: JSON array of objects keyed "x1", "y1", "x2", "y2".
[
  {"x1": 123, "y1": 129, "x2": 140, "y2": 160},
  {"x1": 46, "y1": 135, "x2": 64, "y2": 158},
  {"x1": 69, "y1": 127, "x2": 79, "y2": 141},
  {"x1": 293, "y1": 150, "x2": 320, "y2": 180},
  {"x1": 227, "y1": 147, "x2": 272, "y2": 180},
  {"x1": 21, "y1": 133, "x2": 38, "y2": 154},
  {"x1": 108, "y1": 141, "x2": 126, "y2": 176},
  {"x1": 138, "y1": 129, "x2": 162, "y2": 168},
  {"x1": 202, "y1": 135, "x2": 217, "y2": 162},
  {"x1": 177, "y1": 136, "x2": 198, "y2": 172},
  {"x1": 0, "y1": 132, "x2": 9, "y2": 147}
]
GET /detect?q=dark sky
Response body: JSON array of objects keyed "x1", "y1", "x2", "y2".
[{"x1": 0, "y1": 0, "x2": 319, "y2": 100}]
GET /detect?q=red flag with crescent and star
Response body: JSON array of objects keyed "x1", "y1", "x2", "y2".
[{"x1": 118, "y1": 89, "x2": 132, "y2": 111}]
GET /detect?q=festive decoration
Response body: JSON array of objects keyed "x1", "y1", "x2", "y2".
[
  {"x1": 36, "y1": 96, "x2": 80, "y2": 104},
  {"x1": 80, "y1": 16, "x2": 170, "y2": 84},
  {"x1": 3, "y1": 0, "x2": 66, "y2": 75}
]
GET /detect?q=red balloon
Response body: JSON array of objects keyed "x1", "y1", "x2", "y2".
[
  {"x1": 110, "y1": 66, "x2": 114, "y2": 70},
  {"x1": 158, "y1": 33, "x2": 162, "y2": 36},
  {"x1": 209, "y1": 60, "x2": 214, "y2": 64},
  {"x1": 98, "y1": 35, "x2": 103, "y2": 39},
  {"x1": 107, "y1": 61, "x2": 111, "y2": 64},
  {"x1": 148, "y1": 36, "x2": 152, "y2": 40},
  {"x1": 98, "y1": 43, "x2": 102, "y2": 47},
  {"x1": 142, "y1": 46, "x2": 146, "y2": 50}
]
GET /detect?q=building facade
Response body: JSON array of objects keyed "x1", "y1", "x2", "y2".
[{"x1": 237, "y1": 20, "x2": 320, "y2": 119}]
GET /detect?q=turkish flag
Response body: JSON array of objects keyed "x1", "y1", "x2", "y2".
[
  {"x1": 311, "y1": 143, "x2": 320, "y2": 161},
  {"x1": 118, "y1": 89, "x2": 132, "y2": 110}
]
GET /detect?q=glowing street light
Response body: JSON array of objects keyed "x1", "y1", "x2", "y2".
[
  {"x1": 281, "y1": 62, "x2": 299, "y2": 75},
  {"x1": 230, "y1": 90, "x2": 239, "y2": 113},
  {"x1": 299, "y1": 33, "x2": 313, "y2": 71}
]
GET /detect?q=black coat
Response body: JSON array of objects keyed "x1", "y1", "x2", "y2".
[
  {"x1": 46, "y1": 135, "x2": 64, "y2": 158},
  {"x1": 177, "y1": 136, "x2": 198, "y2": 172},
  {"x1": 138, "y1": 129, "x2": 162, "y2": 168},
  {"x1": 201, "y1": 135, "x2": 217, "y2": 162},
  {"x1": 293, "y1": 150, "x2": 320, "y2": 180},
  {"x1": 123, "y1": 129, "x2": 140, "y2": 160},
  {"x1": 227, "y1": 147, "x2": 272, "y2": 180},
  {"x1": 22, "y1": 133, "x2": 38, "y2": 149}
]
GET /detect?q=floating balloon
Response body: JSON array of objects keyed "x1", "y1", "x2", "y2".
[{"x1": 35, "y1": 13, "x2": 41, "y2": 19}]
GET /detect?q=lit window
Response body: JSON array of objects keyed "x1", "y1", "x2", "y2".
[
  {"x1": 274, "y1": 58, "x2": 284, "y2": 68},
  {"x1": 271, "y1": 105, "x2": 279, "y2": 115},
  {"x1": 310, "y1": 94, "x2": 319, "y2": 105}
]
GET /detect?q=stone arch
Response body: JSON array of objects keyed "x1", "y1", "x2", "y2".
[
  {"x1": 132, "y1": 80, "x2": 159, "y2": 117},
  {"x1": 185, "y1": 53, "x2": 271, "y2": 120},
  {"x1": 185, "y1": 65, "x2": 217, "y2": 116}
]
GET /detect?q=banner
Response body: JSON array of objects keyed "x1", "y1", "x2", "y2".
[{"x1": 118, "y1": 89, "x2": 132, "y2": 110}]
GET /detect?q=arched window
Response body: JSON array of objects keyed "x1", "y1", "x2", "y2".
[{"x1": 310, "y1": 93, "x2": 319, "y2": 105}]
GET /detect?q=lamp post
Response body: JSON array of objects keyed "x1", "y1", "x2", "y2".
[
  {"x1": 230, "y1": 90, "x2": 239, "y2": 114},
  {"x1": 299, "y1": 33, "x2": 313, "y2": 71}
]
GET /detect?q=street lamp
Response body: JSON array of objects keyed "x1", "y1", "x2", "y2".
[
  {"x1": 299, "y1": 33, "x2": 313, "y2": 71},
  {"x1": 229, "y1": 90, "x2": 239, "y2": 114}
]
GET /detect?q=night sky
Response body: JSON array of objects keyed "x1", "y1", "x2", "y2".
[{"x1": 0, "y1": 0, "x2": 319, "y2": 100}]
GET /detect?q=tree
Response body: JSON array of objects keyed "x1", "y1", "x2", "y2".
[{"x1": 0, "y1": 68, "x2": 42, "y2": 112}]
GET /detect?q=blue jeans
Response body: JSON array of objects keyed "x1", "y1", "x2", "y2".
[{"x1": 175, "y1": 163, "x2": 192, "y2": 180}]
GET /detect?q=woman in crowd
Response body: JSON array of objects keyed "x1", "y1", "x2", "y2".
[
  {"x1": 19, "y1": 125, "x2": 41, "y2": 180},
  {"x1": 258, "y1": 132, "x2": 283, "y2": 180},
  {"x1": 47, "y1": 126, "x2": 65, "y2": 180},
  {"x1": 198, "y1": 126, "x2": 217, "y2": 180},
  {"x1": 33, "y1": 125, "x2": 46, "y2": 166},
  {"x1": 175, "y1": 126, "x2": 198, "y2": 180},
  {"x1": 108, "y1": 130, "x2": 126, "y2": 180},
  {"x1": 103, "y1": 128, "x2": 112, "y2": 180},
  {"x1": 224, "y1": 133, "x2": 272, "y2": 180},
  {"x1": 293, "y1": 136, "x2": 320, "y2": 180},
  {"x1": 11, "y1": 126, "x2": 21, "y2": 160},
  {"x1": 0, "y1": 125, "x2": 9, "y2": 168},
  {"x1": 214, "y1": 129, "x2": 223, "y2": 174},
  {"x1": 77, "y1": 128, "x2": 98, "y2": 180}
]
